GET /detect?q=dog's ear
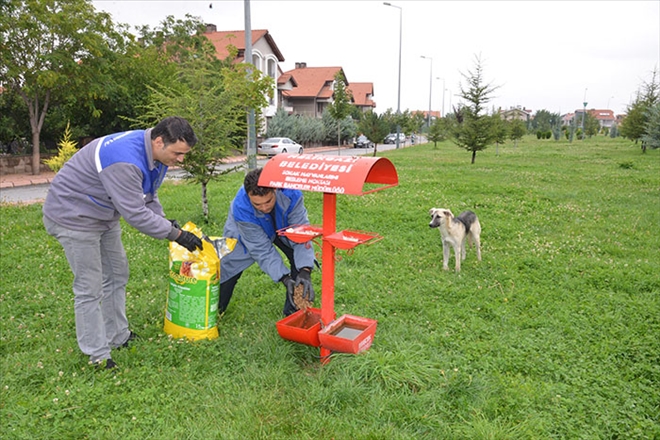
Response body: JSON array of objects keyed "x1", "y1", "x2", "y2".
[
  {"x1": 442, "y1": 209, "x2": 453, "y2": 218},
  {"x1": 429, "y1": 208, "x2": 435, "y2": 217}
]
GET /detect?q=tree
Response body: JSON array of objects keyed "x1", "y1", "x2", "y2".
[
  {"x1": 509, "y1": 119, "x2": 526, "y2": 148},
  {"x1": 452, "y1": 55, "x2": 499, "y2": 163},
  {"x1": 134, "y1": 17, "x2": 271, "y2": 220},
  {"x1": 620, "y1": 68, "x2": 660, "y2": 152},
  {"x1": 326, "y1": 71, "x2": 353, "y2": 154},
  {"x1": 531, "y1": 109, "x2": 560, "y2": 133},
  {"x1": 357, "y1": 111, "x2": 389, "y2": 156},
  {"x1": 0, "y1": 0, "x2": 129, "y2": 174},
  {"x1": 640, "y1": 103, "x2": 660, "y2": 149},
  {"x1": 491, "y1": 114, "x2": 509, "y2": 155},
  {"x1": 584, "y1": 112, "x2": 600, "y2": 138},
  {"x1": 427, "y1": 117, "x2": 450, "y2": 149}
]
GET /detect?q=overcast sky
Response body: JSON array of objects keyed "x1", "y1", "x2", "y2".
[{"x1": 92, "y1": 0, "x2": 659, "y2": 116}]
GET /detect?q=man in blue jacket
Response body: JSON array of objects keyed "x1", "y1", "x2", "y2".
[
  {"x1": 220, "y1": 168, "x2": 316, "y2": 316},
  {"x1": 43, "y1": 116, "x2": 203, "y2": 370}
]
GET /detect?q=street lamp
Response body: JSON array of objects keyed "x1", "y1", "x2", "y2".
[
  {"x1": 384, "y1": 2, "x2": 402, "y2": 148},
  {"x1": 421, "y1": 55, "x2": 433, "y2": 130},
  {"x1": 582, "y1": 88, "x2": 588, "y2": 140},
  {"x1": 436, "y1": 77, "x2": 445, "y2": 117}
]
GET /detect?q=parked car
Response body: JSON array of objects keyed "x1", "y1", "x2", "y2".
[
  {"x1": 257, "y1": 137, "x2": 304, "y2": 156},
  {"x1": 383, "y1": 133, "x2": 406, "y2": 144},
  {"x1": 353, "y1": 135, "x2": 374, "y2": 148}
]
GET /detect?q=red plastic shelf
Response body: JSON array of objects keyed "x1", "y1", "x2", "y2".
[
  {"x1": 324, "y1": 230, "x2": 382, "y2": 250},
  {"x1": 277, "y1": 224, "x2": 323, "y2": 243}
]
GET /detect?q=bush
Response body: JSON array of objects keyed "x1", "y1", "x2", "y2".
[{"x1": 43, "y1": 122, "x2": 78, "y2": 172}]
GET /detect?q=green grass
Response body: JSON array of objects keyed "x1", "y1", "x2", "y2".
[{"x1": 1, "y1": 136, "x2": 659, "y2": 439}]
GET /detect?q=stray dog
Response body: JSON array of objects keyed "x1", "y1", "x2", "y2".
[{"x1": 429, "y1": 208, "x2": 482, "y2": 272}]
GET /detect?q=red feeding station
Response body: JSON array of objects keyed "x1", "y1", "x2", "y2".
[{"x1": 259, "y1": 153, "x2": 398, "y2": 364}]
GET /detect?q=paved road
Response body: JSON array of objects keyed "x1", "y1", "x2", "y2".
[{"x1": 0, "y1": 142, "x2": 408, "y2": 204}]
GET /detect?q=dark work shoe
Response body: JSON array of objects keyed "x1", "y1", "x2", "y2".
[
  {"x1": 95, "y1": 358, "x2": 118, "y2": 370},
  {"x1": 118, "y1": 331, "x2": 139, "y2": 350}
]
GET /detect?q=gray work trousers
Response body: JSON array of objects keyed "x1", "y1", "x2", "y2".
[{"x1": 43, "y1": 216, "x2": 131, "y2": 363}]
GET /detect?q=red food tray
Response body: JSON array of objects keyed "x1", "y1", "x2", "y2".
[
  {"x1": 318, "y1": 314, "x2": 378, "y2": 354},
  {"x1": 277, "y1": 224, "x2": 323, "y2": 243},
  {"x1": 324, "y1": 230, "x2": 382, "y2": 250},
  {"x1": 276, "y1": 307, "x2": 335, "y2": 347}
]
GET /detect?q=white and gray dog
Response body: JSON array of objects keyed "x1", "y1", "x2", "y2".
[{"x1": 429, "y1": 208, "x2": 482, "y2": 272}]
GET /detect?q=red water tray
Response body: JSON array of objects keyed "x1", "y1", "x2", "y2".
[
  {"x1": 276, "y1": 308, "x2": 334, "y2": 347},
  {"x1": 324, "y1": 230, "x2": 382, "y2": 250},
  {"x1": 277, "y1": 224, "x2": 323, "y2": 243},
  {"x1": 318, "y1": 314, "x2": 378, "y2": 354}
]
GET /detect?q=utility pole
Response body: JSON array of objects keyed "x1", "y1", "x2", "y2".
[{"x1": 244, "y1": 0, "x2": 257, "y2": 169}]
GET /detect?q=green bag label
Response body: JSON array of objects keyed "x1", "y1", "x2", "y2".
[{"x1": 166, "y1": 271, "x2": 219, "y2": 330}]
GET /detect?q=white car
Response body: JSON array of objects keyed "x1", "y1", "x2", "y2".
[{"x1": 258, "y1": 137, "x2": 304, "y2": 156}]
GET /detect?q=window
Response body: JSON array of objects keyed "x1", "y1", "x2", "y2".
[{"x1": 267, "y1": 59, "x2": 276, "y2": 79}]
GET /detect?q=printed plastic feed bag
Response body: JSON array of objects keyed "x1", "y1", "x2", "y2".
[{"x1": 164, "y1": 222, "x2": 236, "y2": 340}]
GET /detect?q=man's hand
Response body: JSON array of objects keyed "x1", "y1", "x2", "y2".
[
  {"x1": 174, "y1": 230, "x2": 203, "y2": 252},
  {"x1": 295, "y1": 268, "x2": 315, "y2": 302},
  {"x1": 281, "y1": 274, "x2": 297, "y2": 306},
  {"x1": 169, "y1": 219, "x2": 181, "y2": 229}
]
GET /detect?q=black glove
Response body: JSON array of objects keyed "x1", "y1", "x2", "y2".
[
  {"x1": 169, "y1": 219, "x2": 181, "y2": 229},
  {"x1": 281, "y1": 274, "x2": 297, "y2": 306},
  {"x1": 174, "y1": 230, "x2": 203, "y2": 252},
  {"x1": 295, "y1": 268, "x2": 315, "y2": 302}
]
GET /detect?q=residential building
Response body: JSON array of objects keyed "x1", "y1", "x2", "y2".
[
  {"x1": 281, "y1": 63, "x2": 350, "y2": 118},
  {"x1": 202, "y1": 25, "x2": 285, "y2": 122},
  {"x1": 587, "y1": 109, "x2": 616, "y2": 128},
  {"x1": 347, "y1": 82, "x2": 376, "y2": 113},
  {"x1": 499, "y1": 106, "x2": 532, "y2": 123}
]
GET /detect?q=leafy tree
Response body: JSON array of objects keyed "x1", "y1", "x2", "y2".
[
  {"x1": 321, "y1": 111, "x2": 356, "y2": 146},
  {"x1": 509, "y1": 119, "x2": 526, "y2": 148},
  {"x1": 326, "y1": 71, "x2": 353, "y2": 154},
  {"x1": 0, "y1": 87, "x2": 30, "y2": 152},
  {"x1": 640, "y1": 103, "x2": 660, "y2": 149},
  {"x1": 134, "y1": 17, "x2": 271, "y2": 220},
  {"x1": 409, "y1": 111, "x2": 426, "y2": 140},
  {"x1": 357, "y1": 111, "x2": 389, "y2": 156},
  {"x1": 0, "y1": 0, "x2": 129, "y2": 174},
  {"x1": 452, "y1": 55, "x2": 499, "y2": 163},
  {"x1": 531, "y1": 109, "x2": 560, "y2": 133}
]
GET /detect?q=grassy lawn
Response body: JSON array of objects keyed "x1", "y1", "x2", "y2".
[{"x1": 1, "y1": 136, "x2": 658, "y2": 439}]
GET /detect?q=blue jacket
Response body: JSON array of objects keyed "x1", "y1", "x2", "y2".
[
  {"x1": 220, "y1": 187, "x2": 316, "y2": 283},
  {"x1": 43, "y1": 129, "x2": 178, "y2": 240}
]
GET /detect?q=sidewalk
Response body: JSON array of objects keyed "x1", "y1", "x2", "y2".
[{"x1": 0, "y1": 145, "x2": 350, "y2": 189}]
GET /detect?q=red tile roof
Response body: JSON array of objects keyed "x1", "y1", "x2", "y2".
[
  {"x1": 281, "y1": 66, "x2": 346, "y2": 99},
  {"x1": 587, "y1": 109, "x2": 615, "y2": 121},
  {"x1": 203, "y1": 29, "x2": 285, "y2": 62},
  {"x1": 347, "y1": 82, "x2": 375, "y2": 107}
]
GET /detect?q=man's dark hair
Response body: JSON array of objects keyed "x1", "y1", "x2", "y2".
[
  {"x1": 151, "y1": 116, "x2": 198, "y2": 147},
  {"x1": 244, "y1": 168, "x2": 273, "y2": 196}
]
